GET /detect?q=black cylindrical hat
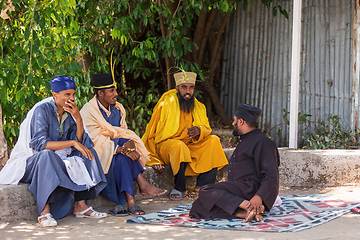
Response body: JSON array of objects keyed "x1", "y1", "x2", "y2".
[{"x1": 234, "y1": 103, "x2": 262, "y2": 123}]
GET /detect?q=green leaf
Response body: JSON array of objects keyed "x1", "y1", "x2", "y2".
[
  {"x1": 221, "y1": 2, "x2": 229, "y2": 12},
  {"x1": 111, "y1": 29, "x2": 121, "y2": 39},
  {"x1": 34, "y1": 11, "x2": 40, "y2": 24},
  {"x1": 25, "y1": 28, "x2": 31, "y2": 41},
  {"x1": 146, "y1": 39, "x2": 153, "y2": 49},
  {"x1": 70, "y1": 21, "x2": 79, "y2": 31},
  {"x1": 121, "y1": 35, "x2": 128, "y2": 45},
  {"x1": 28, "y1": 74, "x2": 33, "y2": 83},
  {"x1": 272, "y1": 6, "x2": 277, "y2": 17},
  {"x1": 16, "y1": 90, "x2": 24, "y2": 102},
  {"x1": 56, "y1": 49, "x2": 62, "y2": 60}
]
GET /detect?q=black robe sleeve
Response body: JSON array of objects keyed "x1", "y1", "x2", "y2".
[{"x1": 253, "y1": 137, "x2": 280, "y2": 211}]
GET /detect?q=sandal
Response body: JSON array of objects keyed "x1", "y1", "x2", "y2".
[
  {"x1": 109, "y1": 205, "x2": 130, "y2": 217},
  {"x1": 169, "y1": 189, "x2": 183, "y2": 201},
  {"x1": 129, "y1": 205, "x2": 145, "y2": 215},
  {"x1": 351, "y1": 207, "x2": 360, "y2": 214},
  {"x1": 75, "y1": 206, "x2": 107, "y2": 219},
  {"x1": 38, "y1": 213, "x2": 57, "y2": 227}
]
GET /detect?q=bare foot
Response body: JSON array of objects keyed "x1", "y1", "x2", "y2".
[
  {"x1": 137, "y1": 173, "x2": 167, "y2": 196},
  {"x1": 194, "y1": 186, "x2": 201, "y2": 192},
  {"x1": 73, "y1": 200, "x2": 94, "y2": 216},
  {"x1": 254, "y1": 214, "x2": 263, "y2": 222},
  {"x1": 140, "y1": 184, "x2": 167, "y2": 196},
  {"x1": 243, "y1": 205, "x2": 265, "y2": 223},
  {"x1": 127, "y1": 202, "x2": 145, "y2": 215},
  {"x1": 126, "y1": 194, "x2": 145, "y2": 215}
]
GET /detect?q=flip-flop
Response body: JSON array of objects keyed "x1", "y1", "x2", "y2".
[
  {"x1": 129, "y1": 205, "x2": 145, "y2": 215},
  {"x1": 351, "y1": 207, "x2": 360, "y2": 214},
  {"x1": 109, "y1": 205, "x2": 130, "y2": 217},
  {"x1": 169, "y1": 188, "x2": 183, "y2": 201}
]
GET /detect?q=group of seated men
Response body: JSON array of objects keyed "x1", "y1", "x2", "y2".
[{"x1": 0, "y1": 71, "x2": 280, "y2": 227}]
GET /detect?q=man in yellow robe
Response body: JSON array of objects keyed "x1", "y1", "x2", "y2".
[{"x1": 142, "y1": 71, "x2": 228, "y2": 200}]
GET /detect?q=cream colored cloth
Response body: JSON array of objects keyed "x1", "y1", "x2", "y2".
[{"x1": 80, "y1": 96, "x2": 149, "y2": 174}]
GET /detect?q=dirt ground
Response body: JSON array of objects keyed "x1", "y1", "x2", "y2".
[{"x1": 1, "y1": 185, "x2": 360, "y2": 240}]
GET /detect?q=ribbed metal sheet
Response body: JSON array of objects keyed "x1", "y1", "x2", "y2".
[{"x1": 221, "y1": 0, "x2": 354, "y2": 146}]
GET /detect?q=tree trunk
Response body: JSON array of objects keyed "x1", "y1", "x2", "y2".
[
  {"x1": 0, "y1": 104, "x2": 9, "y2": 170},
  {"x1": 192, "y1": 10, "x2": 208, "y2": 62},
  {"x1": 76, "y1": 51, "x2": 93, "y2": 74},
  {"x1": 197, "y1": 9, "x2": 218, "y2": 66},
  {"x1": 193, "y1": 10, "x2": 232, "y2": 126},
  {"x1": 159, "y1": 0, "x2": 172, "y2": 90},
  {"x1": 201, "y1": 78, "x2": 232, "y2": 126}
]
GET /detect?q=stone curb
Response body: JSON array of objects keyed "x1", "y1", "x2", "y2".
[{"x1": 2, "y1": 148, "x2": 360, "y2": 222}]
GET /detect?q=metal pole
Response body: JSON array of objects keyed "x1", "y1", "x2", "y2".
[
  {"x1": 352, "y1": 1, "x2": 360, "y2": 134},
  {"x1": 289, "y1": 0, "x2": 302, "y2": 149}
]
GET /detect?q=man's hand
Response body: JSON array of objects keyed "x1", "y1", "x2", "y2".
[
  {"x1": 187, "y1": 126, "x2": 200, "y2": 139},
  {"x1": 73, "y1": 141, "x2": 94, "y2": 160},
  {"x1": 247, "y1": 195, "x2": 264, "y2": 215},
  {"x1": 152, "y1": 164, "x2": 165, "y2": 174},
  {"x1": 122, "y1": 140, "x2": 136, "y2": 152},
  {"x1": 124, "y1": 150, "x2": 140, "y2": 161},
  {"x1": 116, "y1": 140, "x2": 140, "y2": 161},
  {"x1": 64, "y1": 100, "x2": 81, "y2": 120}
]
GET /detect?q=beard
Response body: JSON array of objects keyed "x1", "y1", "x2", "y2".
[
  {"x1": 178, "y1": 92, "x2": 195, "y2": 113},
  {"x1": 232, "y1": 122, "x2": 241, "y2": 136}
]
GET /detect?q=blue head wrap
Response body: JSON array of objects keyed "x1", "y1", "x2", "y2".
[{"x1": 50, "y1": 75, "x2": 76, "y2": 92}]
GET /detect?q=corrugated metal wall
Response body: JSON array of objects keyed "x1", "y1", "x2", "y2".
[{"x1": 221, "y1": 0, "x2": 354, "y2": 146}]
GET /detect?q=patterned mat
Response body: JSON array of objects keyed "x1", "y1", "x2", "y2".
[{"x1": 127, "y1": 194, "x2": 360, "y2": 232}]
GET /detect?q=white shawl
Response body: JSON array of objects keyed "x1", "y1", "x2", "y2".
[{"x1": 0, "y1": 97, "x2": 95, "y2": 188}]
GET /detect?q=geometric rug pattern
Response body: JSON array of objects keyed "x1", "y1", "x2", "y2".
[{"x1": 127, "y1": 194, "x2": 360, "y2": 232}]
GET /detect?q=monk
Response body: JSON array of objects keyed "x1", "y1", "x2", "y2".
[
  {"x1": 80, "y1": 74, "x2": 166, "y2": 216},
  {"x1": 189, "y1": 103, "x2": 280, "y2": 222},
  {"x1": 0, "y1": 75, "x2": 107, "y2": 227},
  {"x1": 141, "y1": 71, "x2": 228, "y2": 200}
]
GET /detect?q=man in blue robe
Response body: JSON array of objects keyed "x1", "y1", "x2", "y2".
[
  {"x1": 80, "y1": 74, "x2": 166, "y2": 216},
  {"x1": 0, "y1": 75, "x2": 107, "y2": 227}
]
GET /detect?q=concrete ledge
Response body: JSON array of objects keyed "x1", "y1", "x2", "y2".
[
  {"x1": 0, "y1": 149, "x2": 233, "y2": 222},
  {"x1": 0, "y1": 184, "x2": 37, "y2": 222},
  {"x1": 3, "y1": 147, "x2": 360, "y2": 222},
  {"x1": 279, "y1": 148, "x2": 360, "y2": 187}
]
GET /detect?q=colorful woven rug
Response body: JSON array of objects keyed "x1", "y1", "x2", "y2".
[{"x1": 127, "y1": 194, "x2": 360, "y2": 232}]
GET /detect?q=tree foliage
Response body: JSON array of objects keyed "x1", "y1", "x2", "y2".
[{"x1": 0, "y1": 0, "x2": 288, "y2": 147}]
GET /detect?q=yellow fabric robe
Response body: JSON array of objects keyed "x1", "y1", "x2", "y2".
[
  {"x1": 80, "y1": 96, "x2": 149, "y2": 174},
  {"x1": 141, "y1": 89, "x2": 228, "y2": 176}
]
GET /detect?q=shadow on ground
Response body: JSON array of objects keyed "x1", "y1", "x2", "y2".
[{"x1": 1, "y1": 185, "x2": 360, "y2": 240}]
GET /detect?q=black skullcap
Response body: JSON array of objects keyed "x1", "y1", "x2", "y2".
[
  {"x1": 234, "y1": 103, "x2": 262, "y2": 123},
  {"x1": 91, "y1": 74, "x2": 117, "y2": 89}
]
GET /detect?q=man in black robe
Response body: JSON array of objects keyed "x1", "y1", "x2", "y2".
[{"x1": 189, "y1": 103, "x2": 280, "y2": 222}]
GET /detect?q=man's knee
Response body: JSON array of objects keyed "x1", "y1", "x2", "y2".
[
  {"x1": 166, "y1": 140, "x2": 189, "y2": 155},
  {"x1": 36, "y1": 149, "x2": 58, "y2": 160},
  {"x1": 32, "y1": 149, "x2": 61, "y2": 167},
  {"x1": 207, "y1": 135, "x2": 221, "y2": 144}
]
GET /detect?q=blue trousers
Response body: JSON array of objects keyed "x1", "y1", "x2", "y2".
[{"x1": 102, "y1": 139, "x2": 144, "y2": 205}]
